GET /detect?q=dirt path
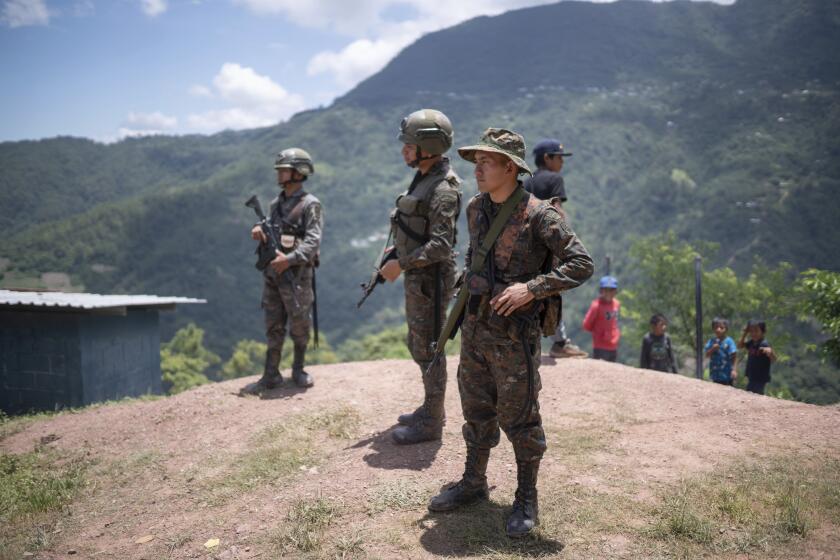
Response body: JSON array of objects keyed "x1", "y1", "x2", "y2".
[{"x1": 3, "y1": 358, "x2": 839, "y2": 559}]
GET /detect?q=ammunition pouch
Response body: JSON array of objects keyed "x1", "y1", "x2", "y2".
[{"x1": 393, "y1": 193, "x2": 430, "y2": 255}]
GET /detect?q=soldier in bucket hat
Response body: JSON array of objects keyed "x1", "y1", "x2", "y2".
[{"x1": 427, "y1": 128, "x2": 593, "y2": 537}]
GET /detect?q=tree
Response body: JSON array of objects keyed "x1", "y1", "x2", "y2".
[
  {"x1": 798, "y1": 269, "x2": 840, "y2": 366},
  {"x1": 160, "y1": 323, "x2": 221, "y2": 394},
  {"x1": 622, "y1": 232, "x2": 796, "y2": 363}
]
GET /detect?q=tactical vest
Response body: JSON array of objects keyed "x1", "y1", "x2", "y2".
[
  {"x1": 269, "y1": 192, "x2": 317, "y2": 255},
  {"x1": 393, "y1": 169, "x2": 460, "y2": 257}
]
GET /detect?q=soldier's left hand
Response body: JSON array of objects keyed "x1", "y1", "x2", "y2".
[
  {"x1": 270, "y1": 251, "x2": 290, "y2": 274},
  {"x1": 491, "y1": 283, "x2": 535, "y2": 317},
  {"x1": 380, "y1": 259, "x2": 402, "y2": 282}
]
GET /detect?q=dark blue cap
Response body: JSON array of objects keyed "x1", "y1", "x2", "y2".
[{"x1": 533, "y1": 139, "x2": 573, "y2": 157}]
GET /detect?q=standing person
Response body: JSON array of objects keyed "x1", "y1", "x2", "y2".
[
  {"x1": 738, "y1": 320, "x2": 776, "y2": 395},
  {"x1": 427, "y1": 128, "x2": 593, "y2": 538},
  {"x1": 244, "y1": 148, "x2": 322, "y2": 394},
  {"x1": 640, "y1": 313, "x2": 678, "y2": 373},
  {"x1": 524, "y1": 138, "x2": 587, "y2": 359},
  {"x1": 582, "y1": 276, "x2": 621, "y2": 362},
  {"x1": 704, "y1": 317, "x2": 738, "y2": 386},
  {"x1": 380, "y1": 109, "x2": 462, "y2": 445}
]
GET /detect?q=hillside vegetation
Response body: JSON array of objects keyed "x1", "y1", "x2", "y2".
[{"x1": 1, "y1": 0, "x2": 839, "y2": 399}]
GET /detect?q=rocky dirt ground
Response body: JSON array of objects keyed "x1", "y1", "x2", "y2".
[{"x1": 2, "y1": 357, "x2": 839, "y2": 560}]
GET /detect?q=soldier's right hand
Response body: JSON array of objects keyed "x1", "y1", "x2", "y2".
[{"x1": 251, "y1": 226, "x2": 267, "y2": 243}]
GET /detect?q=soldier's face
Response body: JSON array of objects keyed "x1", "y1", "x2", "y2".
[
  {"x1": 277, "y1": 168, "x2": 294, "y2": 185},
  {"x1": 474, "y1": 152, "x2": 515, "y2": 193},
  {"x1": 402, "y1": 143, "x2": 419, "y2": 166}
]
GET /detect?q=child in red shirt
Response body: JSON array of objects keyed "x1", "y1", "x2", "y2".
[{"x1": 583, "y1": 276, "x2": 621, "y2": 361}]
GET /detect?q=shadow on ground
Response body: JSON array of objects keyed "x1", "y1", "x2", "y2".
[
  {"x1": 349, "y1": 426, "x2": 442, "y2": 470},
  {"x1": 418, "y1": 498, "x2": 564, "y2": 557},
  {"x1": 234, "y1": 380, "x2": 311, "y2": 400}
]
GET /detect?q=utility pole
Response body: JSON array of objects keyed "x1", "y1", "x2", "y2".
[
  {"x1": 694, "y1": 255, "x2": 703, "y2": 379},
  {"x1": 605, "y1": 255, "x2": 611, "y2": 276}
]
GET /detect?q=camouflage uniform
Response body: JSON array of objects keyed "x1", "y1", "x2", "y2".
[
  {"x1": 459, "y1": 188, "x2": 593, "y2": 460},
  {"x1": 428, "y1": 128, "x2": 593, "y2": 538},
  {"x1": 392, "y1": 157, "x2": 461, "y2": 438},
  {"x1": 262, "y1": 188, "x2": 322, "y2": 374}
]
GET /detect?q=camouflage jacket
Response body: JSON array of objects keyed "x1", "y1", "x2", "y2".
[
  {"x1": 392, "y1": 157, "x2": 461, "y2": 272},
  {"x1": 268, "y1": 188, "x2": 322, "y2": 268},
  {"x1": 465, "y1": 185, "x2": 593, "y2": 300}
]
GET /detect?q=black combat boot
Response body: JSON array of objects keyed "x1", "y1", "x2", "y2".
[
  {"x1": 241, "y1": 349, "x2": 283, "y2": 395},
  {"x1": 397, "y1": 404, "x2": 424, "y2": 426},
  {"x1": 391, "y1": 394, "x2": 444, "y2": 444},
  {"x1": 428, "y1": 446, "x2": 490, "y2": 511},
  {"x1": 506, "y1": 459, "x2": 540, "y2": 538},
  {"x1": 291, "y1": 343, "x2": 314, "y2": 388}
]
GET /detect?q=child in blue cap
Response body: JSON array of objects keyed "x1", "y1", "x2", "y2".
[{"x1": 583, "y1": 276, "x2": 621, "y2": 361}]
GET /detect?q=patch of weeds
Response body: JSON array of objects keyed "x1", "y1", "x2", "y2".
[
  {"x1": 773, "y1": 482, "x2": 811, "y2": 538},
  {"x1": 272, "y1": 497, "x2": 338, "y2": 555},
  {"x1": 203, "y1": 422, "x2": 316, "y2": 504},
  {"x1": 645, "y1": 455, "x2": 840, "y2": 556},
  {"x1": 0, "y1": 450, "x2": 90, "y2": 559},
  {"x1": 310, "y1": 405, "x2": 361, "y2": 439},
  {"x1": 651, "y1": 481, "x2": 714, "y2": 544},
  {"x1": 333, "y1": 528, "x2": 365, "y2": 559},
  {"x1": 166, "y1": 534, "x2": 192, "y2": 555},
  {"x1": 0, "y1": 450, "x2": 88, "y2": 520},
  {"x1": 367, "y1": 478, "x2": 428, "y2": 514}
]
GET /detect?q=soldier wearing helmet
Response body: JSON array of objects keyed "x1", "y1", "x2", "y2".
[
  {"x1": 380, "y1": 109, "x2": 462, "y2": 445},
  {"x1": 244, "y1": 148, "x2": 323, "y2": 393},
  {"x1": 427, "y1": 128, "x2": 593, "y2": 538}
]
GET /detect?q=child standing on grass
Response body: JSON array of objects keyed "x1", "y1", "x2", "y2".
[
  {"x1": 583, "y1": 276, "x2": 621, "y2": 362},
  {"x1": 704, "y1": 317, "x2": 738, "y2": 386},
  {"x1": 738, "y1": 320, "x2": 777, "y2": 395},
  {"x1": 640, "y1": 313, "x2": 678, "y2": 373}
]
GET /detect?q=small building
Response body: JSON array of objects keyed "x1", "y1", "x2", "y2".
[{"x1": 0, "y1": 290, "x2": 205, "y2": 415}]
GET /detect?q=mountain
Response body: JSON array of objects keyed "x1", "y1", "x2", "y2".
[{"x1": 2, "y1": 0, "x2": 839, "y2": 361}]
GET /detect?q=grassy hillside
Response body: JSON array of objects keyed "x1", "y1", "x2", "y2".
[{"x1": 1, "y1": 0, "x2": 839, "y2": 390}]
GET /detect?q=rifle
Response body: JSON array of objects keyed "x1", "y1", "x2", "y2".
[
  {"x1": 357, "y1": 230, "x2": 398, "y2": 308},
  {"x1": 423, "y1": 187, "x2": 526, "y2": 376},
  {"x1": 245, "y1": 195, "x2": 300, "y2": 307}
]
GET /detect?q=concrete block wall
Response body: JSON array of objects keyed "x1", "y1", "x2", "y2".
[
  {"x1": 1, "y1": 308, "x2": 163, "y2": 415},
  {"x1": 0, "y1": 311, "x2": 83, "y2": 414}
]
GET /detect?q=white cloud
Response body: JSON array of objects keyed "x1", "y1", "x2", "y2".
[
  {"x1": 188, "y1": 84, "x2": 213, "y2": 97},
  {"x1": 126, "y1": 111, "x2": 178, "y2": 129},
  {"x1": 141, "y1": 0, "x2": 167, "y2": 17},
  {"x1": 117, "y1": 111, "x2": 178, "y2": 138},
  {"x1": 185, "y1": 63, "x2": 305, "y2": 133},
  {"x1": 1, "y1": 0, "x2": 51, "y2": 27}
]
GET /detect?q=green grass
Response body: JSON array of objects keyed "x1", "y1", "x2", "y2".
[
  {"x1": 202, "y1": 405, "x2": 362, "y2": 505},
  {"x1": 367, "y1": 478, "x2": 429, "y2": 514},
  {"x1": 647, "y1": 456, "x2": 840, "y2": 555},
  {"x1": 271, "y1": 497, "x2": 338, "y2": 555},
  {"x1": 0, "y1": 449, "x2": 90, "y2": 560}
]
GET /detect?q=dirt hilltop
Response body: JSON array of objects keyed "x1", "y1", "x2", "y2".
[{"x1": 2, "y1": 357, "x2": 839, "y2": 560}]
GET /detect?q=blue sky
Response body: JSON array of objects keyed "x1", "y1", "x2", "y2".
[{"x1": 0, "y1": 0, "x2": 734, "y2": 143}]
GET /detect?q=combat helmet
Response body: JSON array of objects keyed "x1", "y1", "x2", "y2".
[
  {"x1": 398, "y1": 109, "x2": 453, "y2": 155},
  {"x1": 274, "y1": 147, "x2": 314, "y2": 177}
]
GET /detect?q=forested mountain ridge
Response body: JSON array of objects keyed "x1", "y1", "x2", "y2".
[{"x1": 1, "y1": 0, "x2": 839, "y2": 362}]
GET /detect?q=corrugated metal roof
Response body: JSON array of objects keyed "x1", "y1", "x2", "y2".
[{"x1": 0, "y1": 290, "x2": 206, "y2": 310}]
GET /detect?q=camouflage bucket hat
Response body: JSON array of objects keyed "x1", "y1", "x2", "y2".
[{"x1": 457, "y1": 128, "x2": 532, "y2": 176}]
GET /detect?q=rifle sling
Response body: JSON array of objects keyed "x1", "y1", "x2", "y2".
[{"x1": 434, "y1": 187, "x2": 526, "y2": 350}]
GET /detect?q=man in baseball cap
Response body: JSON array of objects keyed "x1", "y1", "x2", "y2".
[{"x1": 525, "y1": 138, "x2": 587, "y2": 359}]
